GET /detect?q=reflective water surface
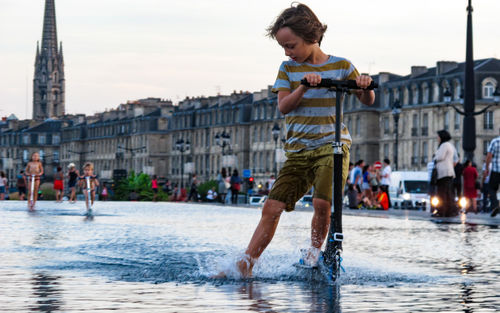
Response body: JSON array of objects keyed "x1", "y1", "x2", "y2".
[{"x1": 1, "y1": 201, "x2": 498, "y2": 312}]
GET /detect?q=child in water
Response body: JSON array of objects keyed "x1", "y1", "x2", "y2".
[
  {"x1": 79, "y1": 162, "x2": 99, "y2": 210},
  {"x1": 217, "y1": 3, "x2": 374, "y2": 278},
  {"x1": 25, "y1": 152, "x2": 44, "y2": 211}
]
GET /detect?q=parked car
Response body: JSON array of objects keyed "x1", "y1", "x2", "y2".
[
  {"x1": 249, "y1": 195, "x2": 267, "y2": 206},
  {"x1": 295, "y1": 194, "x2": 313, "y2": 208},
  {"x1": 389, "y1": 171, "x2": 429, "y2": 210}
]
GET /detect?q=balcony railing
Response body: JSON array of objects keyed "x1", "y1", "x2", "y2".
[
  {"x1": 411, "y1": 128, "x2": 418, "y2": 137},
  {"x1": 411, "y1": 156, "x2": 419, "y2": 165}
]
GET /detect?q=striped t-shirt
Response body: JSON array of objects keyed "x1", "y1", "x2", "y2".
[{"x1": 272, "y1": 55, "x2": 359, "y2": 152}]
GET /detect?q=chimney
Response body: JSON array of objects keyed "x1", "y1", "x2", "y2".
[
  {"x1": 436, "y1": 61, "x2": 458, "y2": 76},
  {"x1": 411, "y1": 66, "x2": 428, "y2": 78}
]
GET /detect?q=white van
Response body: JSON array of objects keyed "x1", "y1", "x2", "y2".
[{"x1": 389, "y1": 171, "x2": 430, "y2": 210}]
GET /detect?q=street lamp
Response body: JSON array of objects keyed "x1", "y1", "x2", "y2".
[
  {"x1": 68, "y1": 149, "x2": 94, "y2": 170},
  {"x1": 272, "y1": 123, "x2": 280, "y2": 178},
  {"x1": 175, "y1": 138, "x2": 190, "y2": 188},
  {"x1": 215, "y1": 131, "x2": 231, "y2": 155},
  {"x1": 444, "y1": 85, "x2": 499, "y2": 160},
  {"x1": 391, "y1": 100, "x2": 401, "y2": 171}
]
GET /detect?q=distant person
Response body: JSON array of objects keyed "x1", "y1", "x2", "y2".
[
  {"x1": 206, "y1": 187, "x2": 217, "y2": 202},
  {"x1": 17, "y1": 170, "x2": 27, "y2": 201},
  {"x1": 267, "y1": 174, "x2": 276, "y2": 191},
  {"x1": 229, "y1": 169, "x2": 242, "y2": 204},
  {"x1": 0, "y1": 171, "x2": 7, "y2": 200},
  {"x1": 151, "y1": 175, "x2": 159, "y2": 202},
  {"x1": 433, "y1": 130, "x2": 457, "y2": 217},
  {"x1": 79, "y1": 162, "x2": 99, "y2": 210},
  {"x1": 25, "y1": 152, "x2": 44, "y2": 210},
  {"x1": 462, "y1": 160, "x2": 478, "y2": 214},
  {"x1": 481, "y1": 161, "x2": 492, "y2": 212},
  {"x1": 346, "y1": 183, "x2": 358, "y2": 209},
  {"x1": 380, "y1": 158, "x2": 392, "y2": 208},
  {"x1": 485, "y1": 128, "x2": 500, "y2": 217},
  {"x1": 67, "y1": 163, "x2": 79, "y2": 203},
  {"x1": 187, "y1": 174, "x2": 199, "y2": 202},
  {"x1": 374, "y1": 186, "x2": 389, "y2": 210},
  {"x1": 453, "y1": 155, "x2": 464, "y2": 199},
  {"x1": 361, "y1": 165, "x2": 374, "y2": 207},
  {"x1": 101, "y1": 183, "x2": 108, "y2": 201},
  {"x1": 217, "y1": 168, "x2": 228, "y2": 203},
  {"x1": 53, "y1": 166, "x2": 64, "y2": 203}
]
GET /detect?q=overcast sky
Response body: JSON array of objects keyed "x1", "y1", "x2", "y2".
[{"x1": 1, "y1": 0, "x2": 500, "y2": 119}]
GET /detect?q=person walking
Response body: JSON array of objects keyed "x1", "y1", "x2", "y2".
[
  {"x1": 151, "y1": 175, "x2": 159, "y2": 202},
  {"x1": 379, "y1": 159, "x2": 392, "y2": 208},
  {"x1": 230, "y1": 169, "x2": 242, "y2": 204},
  {"x1": 67, "y1": 163, "x2": 79, "y2": 203},
  {"x1": 17, "y1": 170, "x2": 27, "y2": 201},
  {"x1": 0, "y1": 171, "x2": 8, "y2": 200},
  {"x1": 485, "y1": 129, "x2": 500, "y2": 217},
  {"x1": 433, "y1": 130, "x2": 457, "y2": 217},
  {"x1": 217, "y1": 168, "x2": 228, "y2": 204},
  {"x1": 462, "y1": 160, "x2": 478, "y2": 214},
  {"x1": 187, "y1": 174, "x2": 199, "y2": 202},
  {"x1": 53, "y1": 166, "x2": 64, "y2": 202}
]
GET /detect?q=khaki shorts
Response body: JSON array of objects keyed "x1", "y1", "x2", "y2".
[{"x1": 268, "y1": 143, "x2": 350, "y2": 212}]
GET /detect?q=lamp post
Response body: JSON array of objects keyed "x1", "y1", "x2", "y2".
[
  {"x1": 272, "y1": 123, "x2": 280, "y2": 178},
  {"x1": 68, "y1": 149, "x2": 94, "y2": 171},
  {"x1": 444, "y1": 84, "x2": 500, "y2": 161},
  {"x1": 175, "y1": 138, "x2": 190, "y2": 188},
  {"x1": 215, "y1": 131, "x2": 231, "y2": 172},
  {"x1": 391, "y1": 100, "x2": 401, "y2": 171},
  {"x1": 215, "y1": 131, "x2": 231, "y2": 155},
  {"x1": 117, "y1": 144, "x2": 146, "y2": 172}
]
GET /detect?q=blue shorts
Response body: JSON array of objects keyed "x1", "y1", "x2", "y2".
[{"x1": 0, "y1": 186, "x2": 5, "y2": 193}]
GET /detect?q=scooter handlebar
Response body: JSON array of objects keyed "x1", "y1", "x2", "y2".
[{"x1": 300, "y1": 79, "x2": 378, "y2": 90}]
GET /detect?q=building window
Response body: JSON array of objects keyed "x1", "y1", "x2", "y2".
[
  {"x1": 355, "y1": 116, "x2": 361, "y2": 136},
  {"x1": 23, "y1": 150, "x2": 29, "y2": 163},
  {"x1": 383, "y1": 144, "x2": 389, "y2": 159},
  {"x1": 444, "y1": 111, "x2": 450, "y2": 130},
  {"x1": 411, "y1": 114, "x2": 418, "y2": 136},
  {"x1": 482, "y1": 81, "x2": 495, "y2": 99},
  {"x1": 454, "y1": 112, "x2": 461, "y2": 130},
  {"x1": 39, "y1": 135, "x2": 46, "y2": 144},
  {"x1": 484, "y1": 111, "x2": 494, "y2": 130},
  {"x1": 422, "y1": 113, "x2": 429, "y2": 136},
  {"x1": 383, "y1": 117, "x2": 389, "y2": 135},
  {"x1": 432, "y1": 83, "x2": 439, "y2": 102},
  {"x1": 422, "y1": 83, "x2": 429, "y2": 104},
  {"x1": 422, "y1": 141, "x2": 428, "y2": 164},
  {"x1": 23, "y1": 135, "x2": 29, "y2": 144},
  {"x1": 484, "y1": 140, "x2": 491, "y2": 155},
  {"x1": 411, "y1": 85, "x2": 418, "y2": 104}
]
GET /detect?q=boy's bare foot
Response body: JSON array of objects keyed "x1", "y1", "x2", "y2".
[{"x1": 210, "y1": 255, "x2": 255, "y2": 279}]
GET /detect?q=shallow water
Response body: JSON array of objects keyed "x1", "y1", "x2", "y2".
[{"x1": 1, "y1": 201, "x2": 498, "y2": 312}]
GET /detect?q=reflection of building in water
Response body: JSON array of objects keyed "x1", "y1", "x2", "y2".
[{"x1": 30, "y1": 272, "x2": 63, "y2": 312}]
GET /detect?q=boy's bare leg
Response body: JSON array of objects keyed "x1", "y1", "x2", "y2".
[
  {"x1": 307, "y1": 198, "x2": 331, "y2": 264},
  {"x1": 236, "y1": 199, "x2": 286, "y2": 277}
]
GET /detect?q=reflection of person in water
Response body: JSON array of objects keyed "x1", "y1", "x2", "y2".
[{"x1": 31, "y1": 272, "x2": 62, "y2": 312}]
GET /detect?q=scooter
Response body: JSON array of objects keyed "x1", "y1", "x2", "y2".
[
  {"x1": 85, "y1": 176, "x2": 93, "y2": 215},
  {"x1": 29, "y1": 174, "x2": 35, "y2": 210},
  {"x1": 298, "y1": 78, "x2": 377, "y2": 282}
]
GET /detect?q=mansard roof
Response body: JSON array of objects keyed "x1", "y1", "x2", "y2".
[
  {"x1": 24, "y1": 119, "x2": 62, "y2": 133},
  {"x1": 388, "y1": 58, "x2": 500, "y2": 83}
]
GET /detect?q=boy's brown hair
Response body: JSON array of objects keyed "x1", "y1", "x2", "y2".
[
  {"x1": 267, "y1": 3, "x2": 327, "y2": 46},
  {"x1": 83, "y1": 162, "x2": 94, "y2": 170}
]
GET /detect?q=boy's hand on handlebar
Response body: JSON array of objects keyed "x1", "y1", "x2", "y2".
[
  {"x1": 303, "y1": 73, "x2": 322, "y2": 87},
  {"x1": 356, "y1": 75, "x2": 373, "y2": 89}
]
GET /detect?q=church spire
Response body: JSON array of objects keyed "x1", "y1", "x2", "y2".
[
  {"x1": 33, "y1": 0, "x2": 65, "y2": 120},
  {"x1": 41, "y1": 0, "x2": 58, "y2": 57}
]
